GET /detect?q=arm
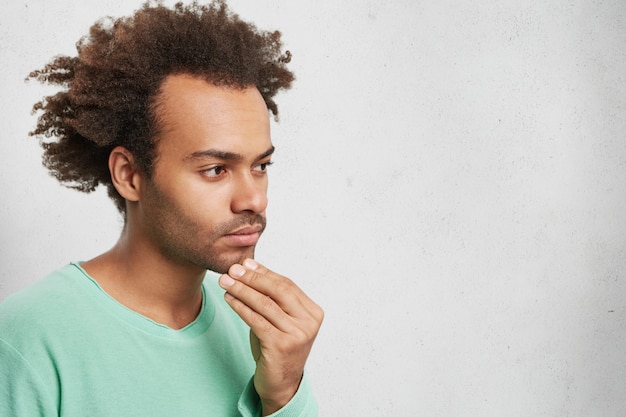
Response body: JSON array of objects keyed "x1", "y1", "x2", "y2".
[{"x1": 219, "y1": 259, "x2": 323, "y2": 416}]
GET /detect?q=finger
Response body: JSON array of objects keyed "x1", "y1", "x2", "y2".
[
  {"x1": 222, "y1": 288, "x2": 292, "y2": 337},
  {"x1": 220, "y1": 273, "x2": 298, "y2": 333},
  {"x1": 246, "y1": 259, "x2": 324, "y2": 323},
  {"x1": 227, "y1": 261, "x2": 306, "y2": 317},
  {"x1": 234, "y1": 259, "x2": 320, "y2": 319}
]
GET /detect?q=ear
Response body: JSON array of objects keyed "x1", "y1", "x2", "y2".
[{"x1": 109, "y1": 146, "x2": 142, "y2": 203}]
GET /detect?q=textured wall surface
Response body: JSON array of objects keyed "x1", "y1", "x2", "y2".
[{"x1": 1, "y1": 1, "x2": 625, "y2": 415}]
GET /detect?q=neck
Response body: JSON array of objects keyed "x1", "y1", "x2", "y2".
[{"x1": 82, "y1": 225, "x2": 206, "y2": 330}]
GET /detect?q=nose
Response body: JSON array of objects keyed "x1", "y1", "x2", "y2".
[{"x1": 230, "y1": 173, "x2": 268, "y2": 214}]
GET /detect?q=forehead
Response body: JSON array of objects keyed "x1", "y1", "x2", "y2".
[{"x1": 153, "y1": 74, "x2": 271, "y2": 159}]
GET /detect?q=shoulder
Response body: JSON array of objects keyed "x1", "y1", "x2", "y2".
[
  {"x1": 0, "y1": 264, "x2": 84, "y2": 314},
  {"x1": 0, "y1": 264, "x2": 89, "y2": 346}
]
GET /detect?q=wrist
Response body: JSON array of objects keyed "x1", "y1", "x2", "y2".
[{"x1": 257, "y1": 376, "x2": 302, "y2": 416}]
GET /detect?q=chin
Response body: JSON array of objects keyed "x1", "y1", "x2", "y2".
[{"x1": 202, "y1": 247, "x2": 256, "y2": 274}]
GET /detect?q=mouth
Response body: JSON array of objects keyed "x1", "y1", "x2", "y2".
[{"x1": 223, "y1": 224, "x2": 264, "y2": 247}]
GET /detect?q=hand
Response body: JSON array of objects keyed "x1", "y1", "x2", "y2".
[{"x1": 219, "y1": 259, "x2": 323, "y2": 416}]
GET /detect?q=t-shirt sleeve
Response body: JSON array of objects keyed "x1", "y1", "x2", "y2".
[
  {"x1": 0, "y1": 338, "x2": 58, "y2": 417},
  {"x1": 237, "y1": 373, "x2": 318, "y2": 417}
]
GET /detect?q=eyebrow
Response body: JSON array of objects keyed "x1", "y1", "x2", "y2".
[{"x1": 185, "y1": 145, "x2": 275, "y2": 162}]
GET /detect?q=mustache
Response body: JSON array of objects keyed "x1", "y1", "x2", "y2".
[{"x1": 218, "y1": 214, "x2": 266, "y2": 235}]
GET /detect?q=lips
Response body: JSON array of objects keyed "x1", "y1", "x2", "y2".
[{"x1": 223, "y1": 224, "x2": 264, "y2": 246}]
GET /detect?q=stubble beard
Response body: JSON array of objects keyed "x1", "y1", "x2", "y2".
[
  {"x1": 194, "y1": 214, "x2": 266, "y2": 274},
  {"x1": 158, "y1": 213, "x2": 266, "y2": 275},
  {"x1": 142, "y1": 179, "x2": 266, "y2": 274}
]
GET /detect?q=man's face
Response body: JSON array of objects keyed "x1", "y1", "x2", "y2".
[{"x1": 137, "y1": 74, "x2": 273, "y2": 274}]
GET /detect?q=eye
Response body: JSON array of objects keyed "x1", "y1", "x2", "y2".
[
  {"x1": 253, "y1": 161, "x2": 273, "y2": 173},
  {"x1": 202, "y1": 166, "x2": 226, "y2": 178}
]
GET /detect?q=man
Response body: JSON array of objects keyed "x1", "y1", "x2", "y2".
[{"x1": 0, "y1": 1, "x2": 323, "y2": 416}]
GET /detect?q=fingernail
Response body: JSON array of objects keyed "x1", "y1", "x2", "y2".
[
  {"x1": 220, "y1": 274, "x2": 235, "y2": 287},
  {"x1": 243, "y1": 259, "x2": 258, "y2": 270},
  {"x1": 224, "y1": 292, "x2": 235, "y2": 301},
  {"x1": 230, "y1": 264, "x2": 245, "y2": 278}
]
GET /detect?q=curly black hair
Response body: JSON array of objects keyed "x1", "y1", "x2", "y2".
[{"x1": 27, "y1": 0, "x2": 294, "y2": 213}]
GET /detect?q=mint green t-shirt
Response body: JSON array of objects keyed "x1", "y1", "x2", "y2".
[{"x1": 0, "y1": 263, "x2": 316, "y2": 417}]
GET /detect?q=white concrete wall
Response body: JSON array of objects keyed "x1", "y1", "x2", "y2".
[{"x1": 1, "y1": 1, "x2": 625, "y2": 415}]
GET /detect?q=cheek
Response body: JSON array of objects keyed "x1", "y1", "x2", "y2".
[
  {"x1": 156, "y1": 170, "x2": 239, "y2": 222},
  {"x1": 181, "y1": 185, "x2": 233, "y2": 222}
]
